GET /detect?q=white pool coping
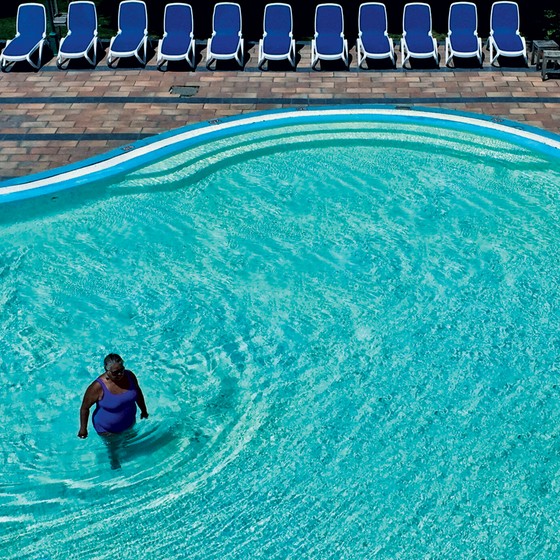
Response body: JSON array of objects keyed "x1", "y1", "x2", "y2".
[{"x1": 1, "y1": 107, "x2": 559, "y2": 202}]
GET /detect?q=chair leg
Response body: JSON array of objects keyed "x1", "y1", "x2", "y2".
[
  {"x1": 2, "y1": 60, "x2": 15, "y2": 72},
  {"x1": 311, "y1": 41, "x2": 318, "y2": 70},
  {"x1": 2, "y1": 38, "x2": 13, "y2": 72},
  {"x1": 156, "y1": 47, "x2": 164, "y2": 70},
  {"x1": 133, "y1": 38, "x2": 147, "y2": 66},
  {"x1": 142, "y1": 38, "x2": 147, "y2": 66},
  {"x1": 206, "y1": 39, "x2": 214, "y2": 70},
  {"x1": 257, "y1": 40, "x2": 264, "y2": 70},
  {"x1": 38, "y1": 42, "x2": 44, "y2": 70},
  {"x1": 84, "y1": 44, "x2": 95, "y2": 67},
  {"x1": 356, "y1": 40, "x2": 363, "y2": 69},
  {"x1": 488, "y1": 39, "x2": 498, "y2": 67},
  {"x1": 27, "y1": 46, "x2": 40, "y2": 70},
  {"x1": 134, "y1": 43, "x2": 146, "y2": 66},
  {"x1": 188, "y1": 43, "x2": 195, "y2": 69},
  {"x1": 107, "y1": 37, "x2": 117, "y2": 68},
  {"x1": 402, "y1": 45, "x2": 409, "y2": 69}
]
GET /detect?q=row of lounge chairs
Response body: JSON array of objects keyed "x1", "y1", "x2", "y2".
[{"x1": 0, "y1": 1, "x2": 528, "y2": 72}]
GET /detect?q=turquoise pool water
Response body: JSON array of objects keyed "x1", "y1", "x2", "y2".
[{"x1": 2, "y1": 115, "x2": 560, "y2": 558}]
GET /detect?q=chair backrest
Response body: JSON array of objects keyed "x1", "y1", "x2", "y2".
[
  {"x1": 315, "y1": 3, "x2": 344, "y2": 35},
  {"x1": 359, "y1": 3, "x2": 388, "y2": 35},
  {"x1": 118, "y1": 0, "x2": 147, "y2": 33},
  {"x1": 213, "y1": 2, "x2": 242, "y2": 34},
  {"x1": 68, "y1": 1, "x2": 97, "y2": 35},
  {"x1": 264, "y1": 3, "x2": 292, "y2": 35},
  {"x1": 403, "y1": 2, "x2": 432, "y2": 34},
  {"x1": 449, "y1": 2, "x2": 477, "y2": 34},
  {"x1": 17, "y1": 3, "x2": 46, "y2": 36},
  {"x1": 164, "y1": 3, "x2": 193, "y2": 35},
  {"x1": 490, "y1": 1, "x2": 520, "y2": 33}
]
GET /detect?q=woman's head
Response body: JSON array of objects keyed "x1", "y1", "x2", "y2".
[{"x1": 104, "y1": 353, "x2": 124, "y2": 371}]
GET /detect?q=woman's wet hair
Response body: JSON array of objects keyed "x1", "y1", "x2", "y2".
[{"x1": 104, "y1": 353, "x2": 124, "y2": 371}]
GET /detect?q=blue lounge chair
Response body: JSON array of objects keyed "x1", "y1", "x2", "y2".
[
  {"x1": 487, "y1": 1, "x2": 527, "y2": 67},
  {"x1": 0, "y1": 3, "x2": 47, "y2": 72},
  {"x1": 312, "y1": 4, "x2": 348, "y2": 70},
  {"x1": 356, "y1": 3, "x2": 395, "y2": 69},
  {"x1": 445, "y1": 2, "x2": 482, "y2": 67},
  {"x1": 401, "y1": 2, "x2": 438, "y2": 68},
  {"x1": 258, "y1": 3, "x2": 296, "y2": 70},
  {"x1": 157, "y1": 3, "x2": 195, "y2": 70},
  {"x1": 57, "y1": 1, "x2": 100, "y2": 69},
  {"x1": 107, "y1": 0, "x2": 149, "y2": 67},
  {"x1": 206, "y1": 2, "x2": 243, "y2": 69}
]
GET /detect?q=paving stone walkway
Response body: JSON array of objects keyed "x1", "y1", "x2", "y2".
[{"x1": 0, "y1": 44, "x2": 559, "y2": 182}]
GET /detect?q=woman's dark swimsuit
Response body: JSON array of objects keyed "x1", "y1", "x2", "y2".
[{"x1": 92, "y1": 371, "x2": 138, "y2": 434}]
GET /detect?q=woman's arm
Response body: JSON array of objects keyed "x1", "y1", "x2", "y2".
[
  {"x1": 78, "y1": 381, "x2": 102, "y2": 438},
  {"x1": 130, "y1": 372, "x2": 149, "y2": 419}
]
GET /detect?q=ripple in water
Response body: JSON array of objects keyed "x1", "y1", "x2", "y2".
[{"x1": 1, "y1": 123, "x2": 560, "y2": 558}]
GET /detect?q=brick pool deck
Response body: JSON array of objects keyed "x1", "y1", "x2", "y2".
[{"x1": 0, "y1": 43, "x2": 559, "y2": 183}]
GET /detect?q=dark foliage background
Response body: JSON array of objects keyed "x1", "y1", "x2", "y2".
[{"x1": 2, "y1": 0, "x2": 559, "y2": 41}]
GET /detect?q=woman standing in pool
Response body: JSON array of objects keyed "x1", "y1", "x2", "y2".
[{"x1": 78, "y1": 353, "x2": 149, "y2": 439}]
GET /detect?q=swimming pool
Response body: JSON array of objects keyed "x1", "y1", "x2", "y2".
[{"x1": 1, "y1": 108, "x2": 560, "y2": 558}]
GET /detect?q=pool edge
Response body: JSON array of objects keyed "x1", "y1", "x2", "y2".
[{"x1": 1, "y1": 105, "x2": 559, "y2": 204}]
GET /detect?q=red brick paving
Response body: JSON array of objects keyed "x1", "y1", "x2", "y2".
[{"x1": 0, "y1": 44, "x2": 558, "y2": 181}]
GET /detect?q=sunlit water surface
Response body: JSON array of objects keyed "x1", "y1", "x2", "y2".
[{"x1": 2, "y1": 121, "x2": 560, "y2": 558}]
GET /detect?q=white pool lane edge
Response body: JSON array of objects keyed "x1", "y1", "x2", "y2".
[{"x1": 2, "y1": 107, "x2": 560, "y2": 199}]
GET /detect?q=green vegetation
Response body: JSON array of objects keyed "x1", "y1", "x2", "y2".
[
  {"x1": 543, "y1": 10, "x2": 560, "y2": 42},
  {"x1": 0, "y1": 17, "x2": 15, "y2": 41}
]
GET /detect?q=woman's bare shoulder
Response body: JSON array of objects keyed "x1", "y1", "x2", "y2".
[{"x1": 86, "y1": 378, "x2": 103, "y2": 395}]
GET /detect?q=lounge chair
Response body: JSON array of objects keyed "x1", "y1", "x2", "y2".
[
  {"x1": 206, "y1": 2, "x2": 243, "y2": 69},
  {"x1": 57, "y1": 1, "x2": 100, "y2": 69},
  {"x1": 157, "y1": 3, "x2": 195, "y2": 70},
  {"x1": 312, "y1": 3, "x2": 349, "y2": 70},
  {"x1": 445, "y1": 2, "x2": 482, "y2": 67},
  {"x1": 401, "y1": 2, "x2": 438, "y2": 68},
  {"x1": 107, "y1": 0, "x2": 149, "y2": 67},
  {"x1": 356, "y1": 2, "x2": 395, "y2": 69},
  {"x1": 258, "y1": 3, "x2": 296, "y2": 70},
  {"x1": 487, "y1": 1, "x2": 527, "y2": 67},
  {"x1": 0, "y1": 3, "x2": 47, "y2": 72}
]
